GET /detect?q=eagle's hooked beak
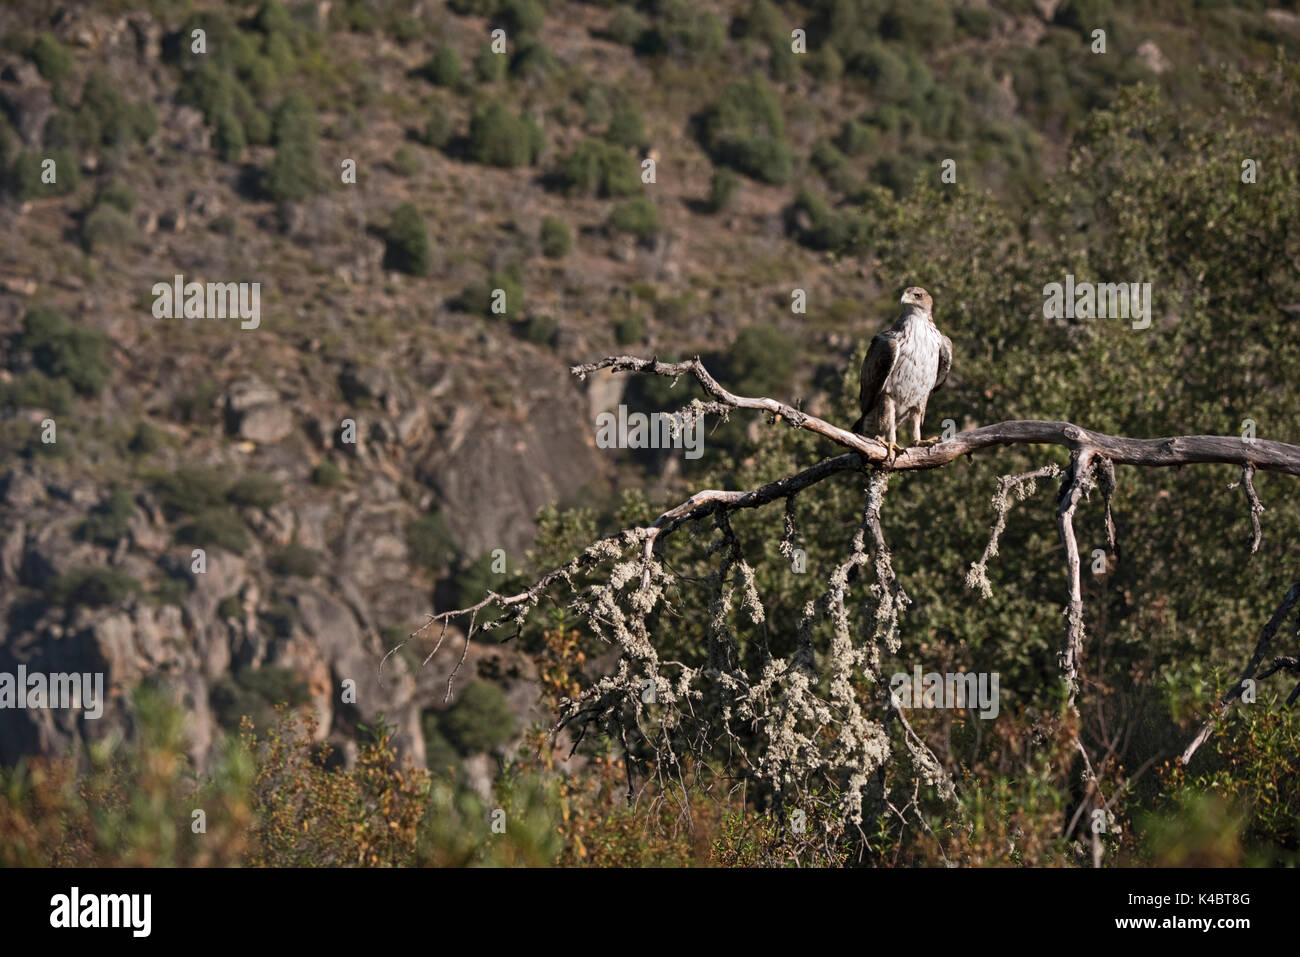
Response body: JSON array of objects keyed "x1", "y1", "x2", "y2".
[{"x1": 900, "y1": 291, "x2": 911, "y2": 305}]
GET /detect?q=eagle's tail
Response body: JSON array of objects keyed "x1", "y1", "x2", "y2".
[{"x1": 850, "y1": 413, "x2": 868, "y2": 435}]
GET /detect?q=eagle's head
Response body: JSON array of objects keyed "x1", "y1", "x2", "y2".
[{"x1": 901, "y1": 286, "x2": 933, "y2": 313}]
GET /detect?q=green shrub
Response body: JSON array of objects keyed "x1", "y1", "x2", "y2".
[
  {"x1": 46, "y1": 567, "x2": 142, "y2": 610},
  {"x1": 606, "y1": 7, "x2": 647, "y2": 46},
  {"x1": 392, "y1": 145, "x2": 419, "y2": 176},
  {"x1": 177, "y1": 507, "x2": 250, "y2": 554},
  {"x1": 128, "y1": 422, "x2": 163, "y2": 455},
  {"x1": 727, "y1": 323, "x2": 795, "y2": 396},
  {"x1": 423, "y1": 45, "x2": 462, "y2": 87},
  {"x1": 407, "y1": 513, "x2": 456, "y2": 571},
  {"x1": 2, "y1": 372, "x2": 74, "y2": 414},
  {"x1": 213, "y1": 109, "x2": 247, "y2": 162},
  {"x1": 8, "y1": 150, "x2": 80, "y2": 198},
  {"x1": 81, "y1": 488, "x2": 134, "y2": 547},
  {"x1": 226, "y1": 472, "x2": 284, "y2": 509},
  {"x1": 311, "y1": 461, "x2": 344, "y2": 487},
  {"x1": 614, "y1": 313, "x2": 646, "y2": 345},
  {"x1": 262, "y1": 93, "x2": 320, "y2": 201},
  {"x1": 154, "y1": 466, "x2": 229, "y2": 517},
  {"x1": 268, "y1": 543, "x2": 319, "y2": 578},
  {"x1": 419, "y1": 104, "x2": 455, "y2": 149},
  {"x1": 217, "y1": 594, "x2": 243, "y2": 619},
  {"x1": 19, "y1": 308, "x2": 110, "y2": 396},
  {"x1": 524, "y1": 314, "x2": 558, "y2": 347},
  {"x1": 539, "y1": 216, "x2": 571, "y2": 258},
  {"x1": 211, "y1": 666, "x2": 310, "y2": 731},
  {"x1": 605, "y1": 109, "x2": 648, "y2": 150},
  {"x1": 497, "y1": 0, "x2": 544, "y2": 38},
  {"x1": 78, "y1": 71, "x2": 156, "y2": 148},
  {"x1": 81, "y1": 204, "x2": 134, "y2": 253},
  {"x1": 29, "y1": 33, "x2": 72, "y2": 84},
  {"x1": 452, "y1": 266, "x2": 525, "y2": 318},
  {"x1": 699, "y1": 77, "x2": 792, "y2": 184},
  {"x1": 467, "y1": 101, "x2": 542, "y2": 167},
  {"x1": 473, "y1": 47, "x2": 508, "y2": 83},
  {"x1": 708, "y1": 166, "x2": 739, "y2": 212},
  {"x1": 438, "y1": 681, "x2": 516, "y2": 755},
  {"x1": 640, "y1": 0, "x2": 723, "y2": 62},
  {"x1": 384, "y1": 203, "x2": 433, "y2": 276},
  {"x1": 606, "y1": 197, "x2": 659, "y2": 240},
  {"x1": 558, "y1": 138, "x2": 640, "y2": 197},
  {"x1": 509, "y1": 40, "x2": 556, "y2": 80},
  {"x1": 96, "y1": 180, "x2": 137, "y2": 214}
]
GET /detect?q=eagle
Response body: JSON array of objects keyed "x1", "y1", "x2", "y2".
[{"x1": 852, "y1": 286, "x2": 952, "y2": 460}]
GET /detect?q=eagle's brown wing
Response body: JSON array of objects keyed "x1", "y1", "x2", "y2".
[
  {"x1": 852, "y1": 331, "x2": 899, "y2": 434},
  {"x1": 934, "y1": 334, "x2": 952, "y2": 390}
]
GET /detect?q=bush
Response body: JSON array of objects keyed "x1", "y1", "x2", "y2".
[
  {"x1": 1, "y1": 372, "x2": 74, "y2": 414},
  {"x1": 606, "y1": 7, "x2": 647, "y2": 46},
  {"x1": 452, "y1": 266, "x2": 525, "y2": 318},
  {"x1": 226, "y1": 472, "x2": 284, "y2": 509},
  {"x1": 407, "y1": 513, "x2": 456, "y2": 571},
  {"x1": 639, "y1": 0, "x2": 723, "y2": 62},
  {"x1": 80, "y1": 204, "x2": 133, "y2": 253},
  {"x1": 211, "y1": 666, "x2": 310, "y2": 731},
  {"x1": 558, "y1": 138, "x2": 640, "y2": 197},
  {"x1": 467, "y1": 102, "x2": 542, "y2": 167},
  {"x1": 708, "y1": 166, "x2": 739, "y2": 212},
  {"x1": 605, "y1": 109, "x2": 648, "y2": 150},
  {"x1": 524, "y1": 314, "x2": 558, "y2": 347},
  {"x1": 213, "y1": 109, "x2": 247, "y2": 162},
  {"x1": 8, "y1": 150, "x2": 80, "y2": 198},
  {"x1": 422, "y1": 46, "x2": 462, "y2": 87},
  {"x1": 392, "y1": 145, "x2": 419, "y2": 176},
  {"x1": 614, "y1": 313, "x2": 646, "y2": 345},
  {"x1": 177, "y1": 507, "x2": 250, "y2": 554},
  {"x1": 497, "y1": 0, "x2": 544, "y2": 38},
  {"x1": 438, "y1": 681, "x2": 516, "y2": 755},
  {"x1": 262, "y1": 93, "x2": 320, "y2": 202},
  {"x1": 418, "y1": 104, "x2": 455, "y2": 149},
  {"x1": 19, "y1": 308, "x2": 110, "y2": 397},
  {"x1": 539, "y1": 216, "x2": 571, "y2": 258},
  {"x1": 268, "y1": 543, "x2": 319, "y2": 578},
  {"x1": 606, "y1": 197, "x2": 659, "y2": 240},
  {"x1": 311, "y1": 461, "x2": 344, "y2": 487},
  {"x1": 46, "y1": 567, "x2": 142, "y2": 610},
  {"x1": 384, "y1": 203, "x2": 433, "y2": 276},
  {"x1": 727, "y1": 323, "x2": 795, "y2": 396},
  {"x1": 473, "y1": 47, "x2": 508, "y2": 83},
  {"x1": 78, "y1": 72, "x2": 156, "y2": 148},
  {"x1": 96, "y1": 180, "x2": 137, "y2": 214},
  {"x1": 81, "y1": 488, "x2": 134, "y2": 547},
  {"x1": 699, "y1": 77, "x2": 793, "y2": 184},
  {"x1": 154, "y1": 466, "x2": 228, "y2": 516},
  {"x1": 29, "y1": 33, "x2": 72, "y2": 84}
]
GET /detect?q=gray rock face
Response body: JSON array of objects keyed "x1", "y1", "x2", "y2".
[
  {"x1": 225, "y1": 378, "x2": 294, "y2": 443},
  {"x1": 420, "y1": 395, "x2": 604, "y2": 558}
]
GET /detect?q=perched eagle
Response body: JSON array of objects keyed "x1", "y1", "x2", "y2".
[{"x1": 852, "y1": 286, "x2": 952, "y2": 459}]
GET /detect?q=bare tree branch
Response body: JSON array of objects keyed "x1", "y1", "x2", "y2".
[
  {"x1": 1181, "y1": 578, "x2": 1300, "y2": 764},
  {"x1": 392, "y1": 353, "x2": 1300, "y2": 843}
]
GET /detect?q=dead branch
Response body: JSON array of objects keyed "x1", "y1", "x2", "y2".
[
  {"x1": 394, "y1": 353, "x2": 1300, "y2": 841},
  {"x1": 1181, "y1": 578, "x2": 1300, "y2": 764}
]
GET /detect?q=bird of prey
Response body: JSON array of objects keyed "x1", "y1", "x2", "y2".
[{"x1": 852, "y1": 286, "x2": 952, "y2": 461}]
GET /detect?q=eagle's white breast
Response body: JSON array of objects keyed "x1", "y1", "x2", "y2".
[{"x1": 884, "y1": 314, "x2": 943, "y2": 414}]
